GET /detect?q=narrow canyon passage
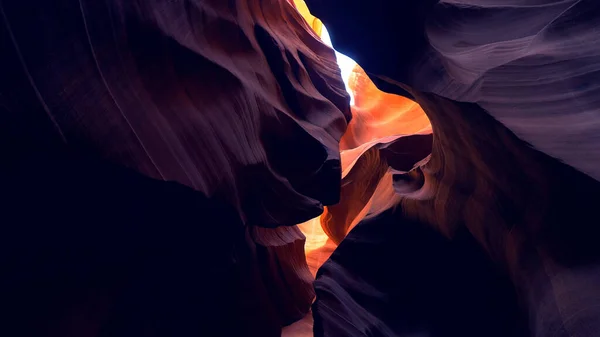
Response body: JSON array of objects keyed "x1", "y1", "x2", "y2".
[
  {"x1": 2, "y1": 1, "x2": 600, "y2": 337},
  {"x1": 292, "y1": 0, "x2": 433, "y2": 275}
]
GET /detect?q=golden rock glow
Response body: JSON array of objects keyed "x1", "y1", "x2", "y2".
[
  {"x1": 292, "y1": 0, "x2": 323, "y2": 36},
  {"x1": 342, "y1": 64, "x2": 432, "y2": 150},
  {"x1": 297, "y1": 217, "x2": 328, "y2": 253},
  {"x1": 290, "y1": 0, "x2": 431, "y2": 270}
]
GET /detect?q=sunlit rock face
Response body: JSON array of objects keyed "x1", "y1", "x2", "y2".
[
  {"x1": 341, "y1": 64, "x2": 432, "y2": 149},
  {"x1": 319, "y1": 64, "x2": 433, "y2": 249},
  {"x1": 1, "y1": 0, "x2": 350, "y2": 336},
  {"x1": 291, "y1": 1, "x2": 434, "y2": 278},
  {"x1": 307, "y1": 0, "x2": 600, "y2": 336}
]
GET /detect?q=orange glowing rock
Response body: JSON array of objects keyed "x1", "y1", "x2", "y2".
[
  {"x1": 290, "y1": 0, "x2": 432, "y2": 274},
  {"x1": 341, "y1": 64, "x2": 432, "y2": 150},
  {"x1": 292, "y1": 0, "x2": 323, "y2": 36}
]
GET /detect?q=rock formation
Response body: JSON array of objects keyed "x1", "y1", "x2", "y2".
[
  {"x1": 1, "y1": 0, "x2": 347, "y2": 335},
  {"x1": 3, "y1": 0, "x2": 600, "y2": 336},
  {"x1": 307, "y1": 0, "x2": 600, "y2": 336}
]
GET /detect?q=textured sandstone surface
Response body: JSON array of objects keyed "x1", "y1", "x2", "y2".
[
  {"x1": 307, "y1": 0, "x2": 600, "y2": 336},
  {"x1": 1, "y1": 0, "x2": 348, "y2": 335},
  {"x1": 3, "y1": 0, "x2": 600, "y2": 336}
]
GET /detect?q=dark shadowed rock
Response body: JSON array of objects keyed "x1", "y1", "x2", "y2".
[
  {"x1": 0, "y1": 0, "x2": 350, "y2": 335},
  {"x1": 307, "y1": 1, "x2": 600, "y2": 336}
]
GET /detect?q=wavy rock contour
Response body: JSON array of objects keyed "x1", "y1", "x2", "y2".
[
  {"x1": 1, "y1": 0, "x2": 350, "y2": 336},
  {"x1": 306, "y1": 0, "x2": 600, "y2": 336}
]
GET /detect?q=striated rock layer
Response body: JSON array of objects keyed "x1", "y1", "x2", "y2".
[
  {"x1": 308, "y1": 0, "x2": 600, "y2": 181},
  {"x1": 307, "y1": 0, "x2": 600, "y2": 336},
  {"x1": 5, "y1": 0, "x2": 600, "y2": 336},
  {"x1": 1, "y1": 0, "x2": 349, "y2": 336},
  {"x1": 1, "y1": 0, "x2": 351, "y2": 227}
]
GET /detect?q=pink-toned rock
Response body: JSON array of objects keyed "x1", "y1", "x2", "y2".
[{"x1": 1, "y1": 0, "x2": 349, "y2": 336}]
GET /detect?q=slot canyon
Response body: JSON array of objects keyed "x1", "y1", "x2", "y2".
[{"x1": 2, "y1": 0, "x2": 600, "y2": 336}]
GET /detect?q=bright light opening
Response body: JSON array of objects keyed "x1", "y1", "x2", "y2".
[{"x1": 321, "y1": 26, "x2": 357, "y2": 106}]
